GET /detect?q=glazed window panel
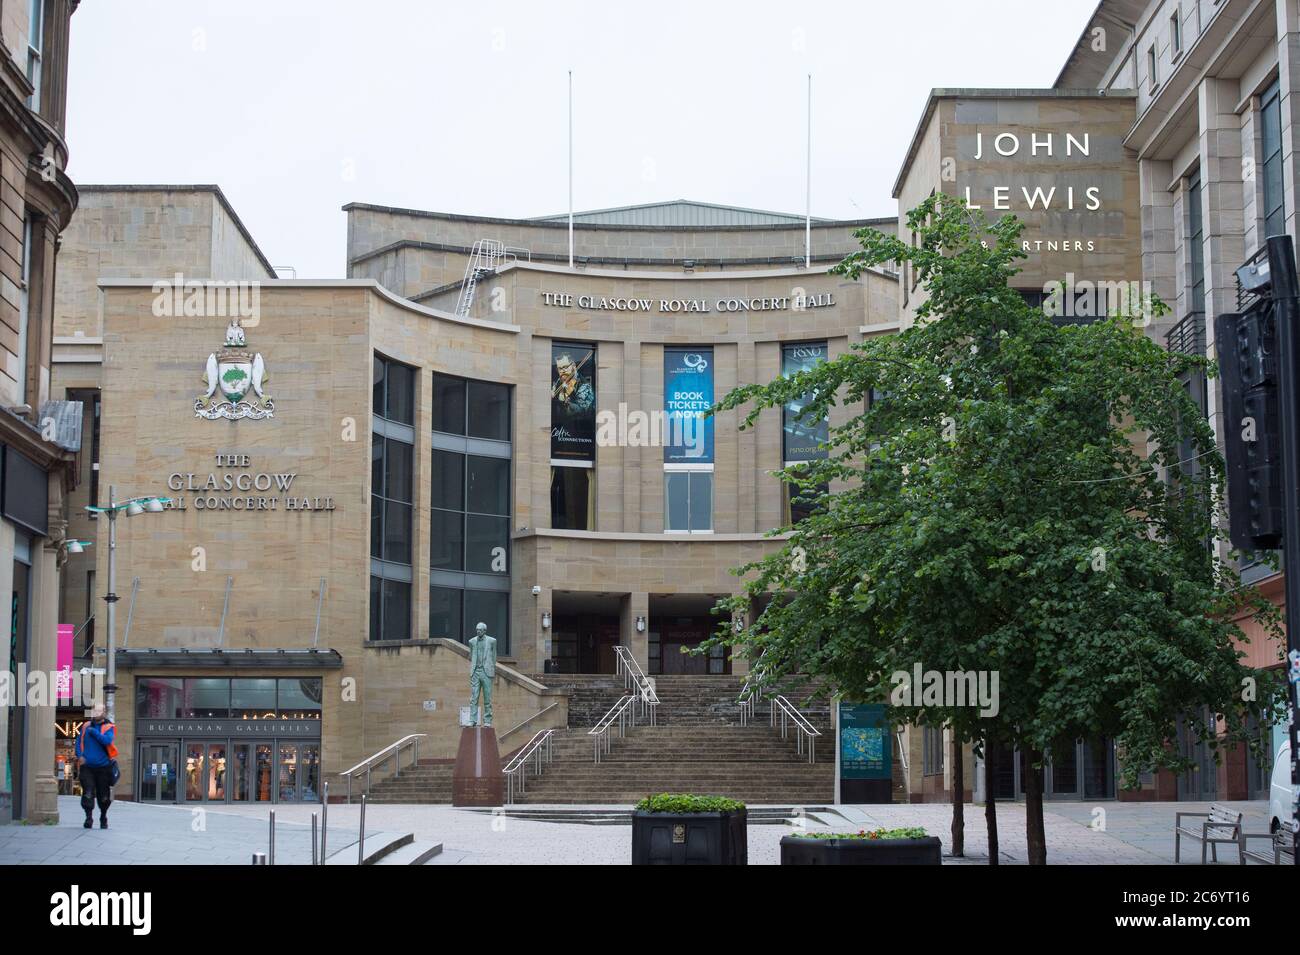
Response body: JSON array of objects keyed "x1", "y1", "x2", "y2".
[
  {"x1": 464, "y1": 590, "x2": 509, "y2": 650},
  {"x1": 467, "y1": 380, "x2": 511, "y2": 441},
  {"x1": 277, "y1": 679, "x2": 322, "y2": 720},
  {"x1": 430, "y1": 508, "x2": 465, "y2": 571},
  {"x1": 1261, "y1": 80, "x2": 1285, "y2": 239},
  {"x1": 432, "y1": 373, "x2": 468, "y2": 435},
  {"x1": 381, "y1": 580, "x2": 411, "y2": 641},
  {"x1": 374, "y1": 354, "x2": 415, "y2": 426},
  {"x1": 429, "y1": 586, "x2": 463, "y2": 640},
  {"x1": 137, "y1": 677, "x2": 185, "y2": 719},
  {"x1": 231, "y1": 679, "x2": 277, "y2": 719},
  {"x1": 431, "y1": 449, "x2": 466, "y2": 511},
  {"x1": 465, "y1": 514, "x2": 509, "y2": 574},
  {"x1": 467, "y1": 455, "x2": 510, "y2": 516},
  {"x1": 183, "y1": 678, "x2": 230, "y2": 718},
  {"x1": 384, "y1": 362, "x2": 415, "y2": 425},
  {"x1": 551, "y1": 466, "x2": 593, "y2": 530},
  {"x1": 383, "y1": 500, "x2": 413, "y2": 564},
  {"x1": 383, "y1": 439, "x2": 414, "y2": 503}
]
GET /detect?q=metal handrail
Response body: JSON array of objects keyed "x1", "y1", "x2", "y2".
[
  {"x1": 771, "y1": 694, "x2": 821, "y2": 764},
  {"x1": 588, "y1": 694, "x2": 636, "y2": 763},
  {"x1": 503, "y1": 728, "x2": 555, "y2": 804},
  {"x1": 339, "y1": 734, "x2": 427, "y2": 803},
  {"x1": 613, "y1": 645, "x2": 659, "y2": 721},
  {"x1": 737, "y1": 650, "x2": 768, "y2": 726},
  {"x1": 499, "y1": 702, "x2": 561, "y2": 743}
]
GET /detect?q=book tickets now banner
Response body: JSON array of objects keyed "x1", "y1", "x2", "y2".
[
  {"x1": 551, "y1": 342, "x2": 598, "y2": 462},
  {"x1": 839, "y1": 703, "x2": 891, "y2": 780},
  {"x1": 664, "y1": 347, "x2": 714, "y2": 464},
  {"x1": 782, "y1": 341, "x2": 829, "y2": 462}
]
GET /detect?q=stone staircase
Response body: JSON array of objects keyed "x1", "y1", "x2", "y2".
[
  {"x1": 509, "y1": 724, "x2": 834, "y2": 804},
  {"x1": 509, "y1": 672, "x2": 835, "y2": 804},
  {"x1": 365, "y1": 762, "x2": 454, "y2": 804},
  {"x1": 364, "y1": 672, "x2": 838, "y2": 805}
]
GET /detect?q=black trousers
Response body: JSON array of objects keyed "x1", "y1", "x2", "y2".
[{"x1": 79, "y1": 764, "x2": 113, "y2": 818}]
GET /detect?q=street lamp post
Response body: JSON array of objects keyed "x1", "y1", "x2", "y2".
[{"x1": 88, "y1": 485, "x2": 170, "y2": 719}]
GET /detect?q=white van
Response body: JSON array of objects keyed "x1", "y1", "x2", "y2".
[{"x1": 1270, "y1": 740, "x2": 1293, "y2": 833}]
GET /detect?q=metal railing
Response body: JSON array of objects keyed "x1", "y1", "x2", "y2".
[
  {"x1": 339, "y1": 734, "x2": 427, "y2": 803},
  {"x1": 503, "y1": 728, "x2": 556, "y2": 804},
  {"x1": 498, "y1": 701, "x2": 561, "y2": 745},
  {"x1": 771, "y1": 694, "x2": 821, "y2": 764},
  {"x1": 1165, "y1": 310, "x2": 1206, "y2": 358},
  {"x1": 589, "y1": 694, "x2": 640, "y2": 763},
  {"x1": 613, "y1": 645, "x2": 658, "y2": 723},
  {"x1": 737, "y1": 651, "x2": 768, "y2": 726}
]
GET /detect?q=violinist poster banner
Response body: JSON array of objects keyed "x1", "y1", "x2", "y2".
[{"x1": 551, "y1": 341, "x2": 597, "y2": 462}]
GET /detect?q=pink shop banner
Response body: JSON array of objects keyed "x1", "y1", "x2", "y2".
[{"x1": 57, "y1": 623, "x2": 74, "y2": 700}]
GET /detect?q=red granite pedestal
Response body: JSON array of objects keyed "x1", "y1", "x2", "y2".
[{"x1": 452, "y1": 725, "x2": 504, "y2": 806}]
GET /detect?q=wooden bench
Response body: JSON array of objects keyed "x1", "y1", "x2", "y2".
[
  {"x1": 1174, "y1": 805, "x2": 1244, "y2": 864},
  {"x1": 1241, "y1": 826, "x2": 1297, "y2": 865}
]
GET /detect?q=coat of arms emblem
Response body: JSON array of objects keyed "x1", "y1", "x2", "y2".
[{"x1": 195, "y1": 319, "x2": 274, "y2": 420}]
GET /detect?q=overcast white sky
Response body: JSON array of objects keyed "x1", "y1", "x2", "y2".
[{"x1": 66, "y1": 0, "x2": 1097, "y2": 278}]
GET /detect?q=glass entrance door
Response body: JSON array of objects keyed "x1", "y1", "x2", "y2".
[{"x1": 137, "y1": 742, "x2": 178, "y2": 803}]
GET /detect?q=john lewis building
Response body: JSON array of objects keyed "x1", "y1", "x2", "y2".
[{"x1": 83, "y1": 200, "x2": 898, "y2": 802}]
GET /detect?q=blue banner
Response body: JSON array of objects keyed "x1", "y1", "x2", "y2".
[
  {"x1": 664, "y1": 347, "x2": 714, "y2": 463},
  {"x1": 782, "y1": 342, "x2": 828, "y2": 462},
  {"x1": 839, "y1": 703, "x2": 891, "y2": 780}
]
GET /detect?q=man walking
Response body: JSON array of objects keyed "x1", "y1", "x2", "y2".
[{"x1": 75, "y1": 703, "x2": 116, "y2": 829}]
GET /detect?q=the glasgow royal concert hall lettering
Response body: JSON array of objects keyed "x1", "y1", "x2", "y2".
[
  {"x1": 542, "y1": 292, "x2": 835, "y2": 313},
  {"x1": 165, "y1": 454, "x2": 335, "y2": 512}
]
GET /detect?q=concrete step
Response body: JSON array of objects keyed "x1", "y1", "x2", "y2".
[{"x1": 374, "y1": 840, "x2": 445, "y2": 865}]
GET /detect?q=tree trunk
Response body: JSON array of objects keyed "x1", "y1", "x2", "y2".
[
  {"x1": 1023, "y1": 748, "x2": 1047, "y2": 866},
  {"x1": 985, "y1": 740, "x2": 998, "y2": 866},
  {"x1": 950, "y1": 737, "x2": 965, "y2": 857}
]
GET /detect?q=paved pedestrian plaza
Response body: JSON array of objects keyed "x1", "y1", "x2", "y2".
[{"x1": 0, "y1": 796, "x2": 1274, "y2": 865}]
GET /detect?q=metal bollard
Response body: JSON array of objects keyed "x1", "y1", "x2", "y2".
[
  {"x1": 269, "y1": 809, "x2": 275, "y2": 866},
  {"x1": 357, "y1": 794, "x2": 367, "y2": 865},
  {"x1": 321, "y1": 781, "x2": 329, "y2": 862},
  {"x1": 311, "y1": 813, "x2": 318, "y2": 866},
  {"x1": 251, "y1": 852, "x2": 267, "y2": 865}
]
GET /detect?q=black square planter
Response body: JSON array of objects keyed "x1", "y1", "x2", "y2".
[
  {"x1": 780, "y1": 835, "x2": 942, "y2": 865},
  {"x1": 632, "y1": 809, "x2": 748, "y2": 865}
]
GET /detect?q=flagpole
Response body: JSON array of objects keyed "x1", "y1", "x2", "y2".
[
  {"x1": 568, "y1": 69, "x2": 574, "y2": 269},
  {"x1": 805, "y1": 73, "x2": 812, "y2": 269}
]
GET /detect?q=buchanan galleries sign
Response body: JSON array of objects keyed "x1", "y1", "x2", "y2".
[{"x1": 164, "y1": 454, "x2": 335, "y2": 512}]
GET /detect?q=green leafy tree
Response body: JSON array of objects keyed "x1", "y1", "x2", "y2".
[{"x1": 709, "y1": 194, "x2": 1285, "y2": 865}]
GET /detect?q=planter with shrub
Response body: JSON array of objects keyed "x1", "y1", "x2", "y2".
[
  {"x1": 631, "y1": 794, "x2": 747, "y2": 865},
  {"x1": 780, "y1": 827, "x2": 941, "y2": 865}
]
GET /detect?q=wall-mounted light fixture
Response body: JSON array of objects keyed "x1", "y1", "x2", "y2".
[
  {"x1": 541, "y1": 611, "x2": 552, "y2": 630},
  {"x1": 733, "y1": 613, "x2": 746, "y2": 635},
  {"x1": 635, "y1": 615, "x2": 646, "y2": 633}
]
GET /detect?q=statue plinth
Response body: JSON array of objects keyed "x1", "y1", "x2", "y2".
[{"x1": 452, "y1": 724, "x2": 504, "y2": 807}]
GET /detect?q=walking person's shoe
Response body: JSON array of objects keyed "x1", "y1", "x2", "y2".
[
  {"x1": 83, "y1": 817, "x2": 93, "y2": 829},
  {"x1": 99, "y1": 815, "x2": 108, "y2": 829}
]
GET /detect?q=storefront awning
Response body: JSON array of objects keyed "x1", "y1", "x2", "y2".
[{"x1": 115, "y1": 648, "x2": 343, "y2": 669}]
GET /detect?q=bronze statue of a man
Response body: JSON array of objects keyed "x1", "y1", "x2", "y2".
[{"x1": 467, "y1": 622, "x2": 497, "y2": 726}]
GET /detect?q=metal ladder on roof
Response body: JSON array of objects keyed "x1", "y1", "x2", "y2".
[{"x1": 455, "y1": 239, "x2": 521, "y2": 316}]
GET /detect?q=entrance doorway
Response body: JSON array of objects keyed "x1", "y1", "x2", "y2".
[
  {"x1": 137, "y1": 742, "x2": 178, "y2": 803},
  {"x1": 1176, "y1": 707, "x2": 1219, "y2": 801},
  {"x1": 136, "y1": 739, "x2": 319, "y2": 803},
  {"x1": 987, "y1": 737, "x2": 1116, "y2": 800},
  {"x1": 649, "y1": 595, "x2": 729, "y2": 675},
  {"x1": 550, "y1": 593, "x2": 622, "y2": 673}
]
